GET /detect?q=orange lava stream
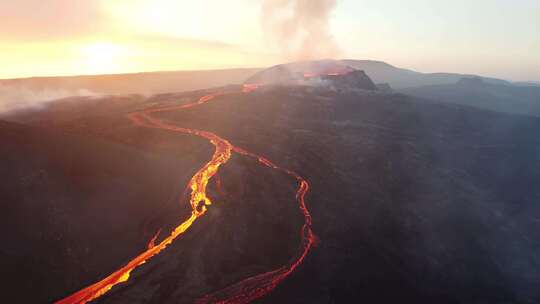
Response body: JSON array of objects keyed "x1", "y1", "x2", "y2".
[
  {"x1": 56, "y1": 85, "x2": 315, "y2": 304},
  {"x1": 194, "y1": 148, "x2": 315, "y2": 304},
  {"x1": 241, "y1": 83, "x2": 261, "y2": 93},
  {"x1": 303, "y1": 66, "x2": 355, "y2": 79}
]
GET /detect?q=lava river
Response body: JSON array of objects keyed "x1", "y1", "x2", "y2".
[{"x1": 55, "y1": 85, "x2": 315, "y2": 304}]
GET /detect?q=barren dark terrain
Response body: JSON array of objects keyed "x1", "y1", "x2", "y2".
[{"x1": 2, "y1": 80, "x2": 540, "y2": 303}]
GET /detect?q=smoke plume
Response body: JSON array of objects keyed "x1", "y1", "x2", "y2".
[
  {"x1": 261, "y1": 0, "x2": 341, "y2": 61},
  {"x1": 0, "y1": 84, "x2": 100, "y2": 114}
]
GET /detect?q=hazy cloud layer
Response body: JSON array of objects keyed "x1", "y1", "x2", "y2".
[
  {"x1": 0, "y1": 0, "x2": 105, "y2": 39},
  {"x1": 0, "y1": 84, "x2": 100, "y2": 114},
  {"x1": 261, "y1": 0, "x2": 341, "y2": 61}
]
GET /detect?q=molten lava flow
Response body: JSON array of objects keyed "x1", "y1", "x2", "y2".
[
  {"x1": 303, "y1": 66, "x2": 355, "y2": 78},
  {"x1": 147, "y1": 229, "x2": 161, "y2": 250},
  {"x1": 56, "y1": 86, "x2": 315, "y2": 304},
  {"x1": 194, "y1": 148, "x2": 315, "y2": 304},
  {"x1": 242, "y1": 83, "x2": 261, "y2": 93}
]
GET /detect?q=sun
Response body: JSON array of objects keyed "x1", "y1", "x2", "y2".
[{"x1": 80, "y1": 42, "x2": 123, "y2": 75}]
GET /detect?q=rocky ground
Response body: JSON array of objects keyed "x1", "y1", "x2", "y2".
[{"x1": 2, "y1": 83, "x2": 540, "y2": 303}]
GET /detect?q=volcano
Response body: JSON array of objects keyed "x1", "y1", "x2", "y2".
[
  {"x1": 2, "y1": 62, "x2": 540, "y2": 304},
  {"x1": 245, "y1": 60, "x2": 377, "y2": 91}
]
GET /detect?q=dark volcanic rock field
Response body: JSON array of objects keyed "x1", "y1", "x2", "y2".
[{"x1": 2, "y1": 85, "x2": 540, "y2": 303}]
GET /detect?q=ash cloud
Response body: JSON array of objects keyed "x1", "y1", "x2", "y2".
[
  {"x1": 261, "y1": 0, "x2": 341, "y2": 61},
  {"x1": 0, "y1": 84, "x2": 100, "y2": 115}
]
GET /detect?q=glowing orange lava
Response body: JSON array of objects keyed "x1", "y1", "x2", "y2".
[
  {"x1": 194, "y1": 148, "x2": 315, "y2": 304},
  {"x1": 303, "y1": 66, "x2": 355, "y2": 79},
  {"x1": 242, "y1": 83, "x2": 261, "y2": 93},
  {"x1": 56, "y1": 86, "x2": 315, "y2": 304}
]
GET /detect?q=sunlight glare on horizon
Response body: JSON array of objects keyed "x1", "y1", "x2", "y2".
[
  {"x1": 0, "y1": 0, "x2": 269, "y2": 79},
  {"x1": 0, "y1": 0, "x2": 538, "y2": 80},
  {"x1": 80, "y1": 42, "x2": 124, "y2": 75}
]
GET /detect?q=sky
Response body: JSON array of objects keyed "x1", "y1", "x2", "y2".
[{"x1": 0, "y1": 0, "x2": 538, "y2": 81}]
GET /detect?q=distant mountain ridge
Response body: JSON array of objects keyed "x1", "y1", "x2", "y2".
[
  {"x1": 0, "y1": 60, "x2": 535, "y2": 99},
  {"x1": 400, "y1": 77, "x2": 540, "y2": 117},
  {"x1": 514, "y1": 81, "x2": 540, "y2": 87},
  {"x1": 341, "y1": 59, "x2": 511, "y2": 89},
  {"x1": 0, "y1": 68, "x2": 261, "y2": 96}
]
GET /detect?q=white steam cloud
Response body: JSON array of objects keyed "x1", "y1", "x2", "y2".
[
  {"x1": 261, "y1": 0, "x2": 341, "y2": 61},
  {"x1": 0, "y1": 84, "x2": 101, "y2": 114}
]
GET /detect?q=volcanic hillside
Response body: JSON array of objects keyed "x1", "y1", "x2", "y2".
[{"x1": 2, "y1": 63, "x2": 540, "y2": 303}]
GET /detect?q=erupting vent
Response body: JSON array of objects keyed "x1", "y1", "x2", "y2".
[{"x1": 245, "y1": 60, "x2": 377, "y2": 91}]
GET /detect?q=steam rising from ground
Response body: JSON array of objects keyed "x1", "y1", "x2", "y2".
[
  {"x1": 0, "y1": 84, "x2": 100, "y2": 114},
  {"x1": 261, "y1": 0, "x2": 341, "y2": 61}
]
